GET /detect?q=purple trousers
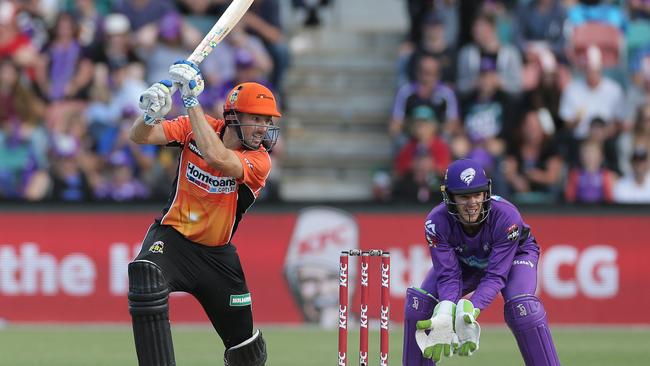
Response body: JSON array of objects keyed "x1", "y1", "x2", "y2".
[{"x1": 406, "y1": 250, "x2": 561, "y2": 366}]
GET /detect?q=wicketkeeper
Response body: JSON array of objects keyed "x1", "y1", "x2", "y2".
[
  {"x1": 127, "y1": 59, "x2": 280, "y2": 366},
  {"x1": 403, "y1": 158, "x2": 561, "y2": 365}
]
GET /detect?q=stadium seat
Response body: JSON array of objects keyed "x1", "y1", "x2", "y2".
[{"x1": 569, "y1": 22, "x2": 623, "y2": 69}]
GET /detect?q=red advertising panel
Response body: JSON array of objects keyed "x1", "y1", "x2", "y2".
[{"x1": 0, "y1": 209, "x2": 648, "y2": 325}]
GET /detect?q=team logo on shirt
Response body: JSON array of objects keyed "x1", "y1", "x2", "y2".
[
  {"x1": 425, "y1": 220, "x2": 438, "y2": 247},
  {"x1": 149, "y1": 241, "x2": 164, "y2": 254},
  {"x1": 186, "y1": 162, "x2": 237, "y2": 194},
  {"x1": 507, "y1": 224, "x2": 520, "y2": 241},
  {"x1": 460, "y1": 168, "x2": 476, "y2": 185}
]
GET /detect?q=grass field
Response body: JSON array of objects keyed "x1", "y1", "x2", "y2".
[{"x1": 1, "y1": 325, "x2": 649, "y2": 365}]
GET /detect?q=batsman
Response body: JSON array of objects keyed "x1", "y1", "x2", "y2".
[
  {"x1": 127, "y1": 57, "x2": 280, "y2": 365},
  {"x1": 403, "y1": 159, "x2": 561, "y2": 365}
]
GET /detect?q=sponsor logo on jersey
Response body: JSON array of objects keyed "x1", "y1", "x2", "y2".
[
  {"x1": 507, "y1": 224, "x2": 520, "y2": 241},
  {"x1": 186, "y1": 162, "x2": 236, "y2": 194},
  {"x1": 229, "y1": 293, "x2": 252, "y2": 306},
  {"x1": 243, "y1": 157, "x2": 254, "y2": 170},
  {"x1": 148, "y1": 241, "x2": 164, "y2": 254},
  {"x1": 513, "y1": 259, "x2": 535, "y2": 268},
  {"x1": 187, "y1": 139, "x2": 203, "y2": 158},
  {"x1": 459, "y1": 255, "x2": 489, "y2": 269}
]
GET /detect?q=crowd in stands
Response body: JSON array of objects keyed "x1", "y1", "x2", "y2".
[
  {"x1": 3, "y1": 0, "x2": 650, "y2": 206},
  {"x1": 380, "y1": 0, "x2": 650, "y2": 204},
  {"x1": 0, "y1": 0, "x2": 288, "y2": 202}
]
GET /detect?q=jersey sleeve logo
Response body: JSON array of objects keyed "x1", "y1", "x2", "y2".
[
  {"x1": 425, "y1": 220, "x2": 438, "y2": 247},
  {"x1": 507, "y1": 224, "x2": 520, "y2": 241}
]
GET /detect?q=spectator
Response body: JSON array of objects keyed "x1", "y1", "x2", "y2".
[
  {"x1": 502, "y1": 109, "x2": 564, "y2": 202},
  {"x1": 48, "y1": 134, "x2": 98, "y2": 202},
  {"x1": 460, "y1": 57, "x2": 516, "y2": 174},
  {"x1": 144, "y1": 12, "x2": 199, "y2": 85},
  {"x1": 14, "y1": 0, "x2": 51, "y2": 51},
  {"x1": 392, "y1": 105, "x2": 451, "y2": 202},
  {"x1": 456, "y1": 11, "x2": 523, "y2": 96},
  {"x1": 564, "y1": 139, "x2": 616, "y2": 203},
  {"x1": 575, "y1": 117, "x2": 621, "y2": 173},
  {"x1": 209, "y1": 47, "x2": 274, "y2": 118},
  {"x1": 201, "y1": 23, "x2": 273, "y2": 109},
  {"x1": 0, "y1": 57, "x2": 49, "y2": 201},
  {"x1": 559, "y1": 45, "x2": 626, "y2": 141},
  {"x1": 522, "y1": 48, "x2": 568, "y2": 134},
  {"x1": 515, "y1": 0, "x2": 566, "y2": 60},
  {"x1": 245, "y1": 0, "x2": 290, "y2": 97},
  {"x1": 85, "y1": 13, "x2": 141, "y2": 73},
  {"x1": 398, "y1": 12, "x2": 457, "y2": 86},
  {"x1": 566, "y1": 0, "x2": 627, "y2": 32},
  {"x1": 34, "y1": 12, "x2": 93, "y2": 102},
  {"x1": 95, "y1": 150, "x2": 149, "y2": 201},
  {"x1": 390, "y1": 55, "x2": 459, "y2": 150},
  {"x1": 613, "y1": 147, "x2": 650, "y2": 203},
  {"x1": 114, "y1": 0, "x2": 176, "y2": 32},
  {"x1": 0, "y1": 1, "x2": 39, "y2": 68},
  {"x1": 64, "y1": 0, "x2": 108, "y2": 47},
  {"x1": 292, "y1": 0, "x2": 332, "y2": 27},
  {"x1": 632, "y1": 104, "x2": 650, "y2": 154}
]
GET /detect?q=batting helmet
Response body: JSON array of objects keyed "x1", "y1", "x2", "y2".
[
  {"x1": 441, "y1": 159, "x2": 492, "y2": 225},
  {"x1": 223, "y1": 82, "x2": 281, "y2": 151}
]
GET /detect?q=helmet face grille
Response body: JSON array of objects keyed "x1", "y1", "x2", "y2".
[
  {"x1": 442, "y1": 187, "x2": 492, "y2": 226},
  {"x1": 225, "y1": 113, "x2": 280, "y2": 152},
  {"x1": 440, "y1": 159, "x2": 493, "y2": 225}
]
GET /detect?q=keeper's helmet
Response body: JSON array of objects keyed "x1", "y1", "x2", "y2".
[
  {"x1": 223, "y1": 82, "x2": 281, "y2": 151},
  {"x1": 441, "y1": 159, "x2": 492, "y2": 225}
]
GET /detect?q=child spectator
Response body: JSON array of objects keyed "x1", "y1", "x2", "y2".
[
  {"x1": 613, "y1": 147, "x2": 650, "y2": 203},
  {"x1": 392, "y1": 105, "x2": 451, "y2": 202},
  {"x1": 565, "y1": 139, "x2": 616, "y2": 203}
]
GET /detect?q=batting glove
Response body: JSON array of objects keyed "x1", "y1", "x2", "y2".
[
  {"x1": 169, "y1": 60, "x2": 204, "y2": 100},
  {"x1": 455, "y1": 299, "x2": 481, "y2": 356},
  {"x1": 139, "y1": 80, "x2": 173, "y2": 125},
  {"x1": 415, "y1": 300, "x2": 459, "y2": 362}
]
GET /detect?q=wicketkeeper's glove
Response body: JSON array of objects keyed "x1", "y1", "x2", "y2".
[
  {"x1": 415, "y1": 300, "x2": 459, "y2": 362},
  {"x1": 455, "y1": 299, "x2": 481, "y2": 356}
]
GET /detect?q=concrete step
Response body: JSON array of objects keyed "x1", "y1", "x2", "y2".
[
  {"x1": 286, "y1": 92, "x2": 395, "y2": 115},
  {"x1": 280, "y1": 150, "x2": 390, "y2": 170},
  {"x1": 279, "y1": 173, "x2": 374, "y2": 201},
  {"x1": 283, "y1": 115, "x2": 387, "y2": 135},
  {"x1": 291, "y1": 54, "x2": 397, "y2": 70},
  {"x1": 289, "y1": 28, "x2": 403, "y2": 56},
  {"x1": 285, "y1": 129, "x2": 390, "y2": 150},
  {"x1": 285, "y1": 63, "x2": 398, "y2": 94}
]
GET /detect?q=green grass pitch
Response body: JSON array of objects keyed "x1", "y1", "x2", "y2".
[{"x1": 1, "y1": 325, "x2": 649, "y2": 365}]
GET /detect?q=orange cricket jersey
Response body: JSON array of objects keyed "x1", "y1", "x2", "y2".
[{"x1": 159, "y1": 115, "x2": 271, "y2": 246}]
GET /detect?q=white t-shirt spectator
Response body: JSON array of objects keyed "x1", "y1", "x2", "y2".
[
  {"x1": 612, "y1": 173, "x2": 650, "y2": 203},
  {"x1": 559, "y1": 76, "x2": 626, "y2": 139}
]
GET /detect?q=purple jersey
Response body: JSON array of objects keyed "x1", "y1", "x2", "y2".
[{"x1": 423, "y1": 195, "x2": 539, "y2": 309}]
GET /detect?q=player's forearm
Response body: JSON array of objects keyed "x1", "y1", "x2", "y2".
[
  {"x1": 470, "y1": 271, "x2": 508, "y2": 310},
  {"x1": 129, "y1": 116, "x2": 155, "y2": 144},
  {"x1": 187, "y1": 105, "x2": 228, "y2": 164}
]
